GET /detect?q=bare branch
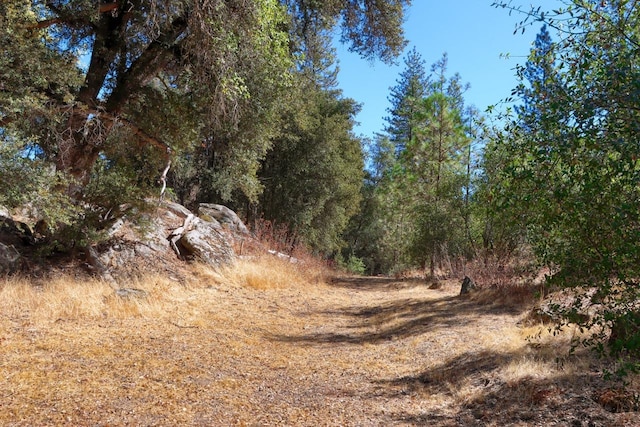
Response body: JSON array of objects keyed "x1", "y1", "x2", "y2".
[{"x1": 158, "y1": 157, "x2": 172, "y2": 203}]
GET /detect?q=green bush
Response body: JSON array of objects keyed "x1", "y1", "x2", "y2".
[{"x1": 344, "y1": 254, "x2": 366, "y2": 275}]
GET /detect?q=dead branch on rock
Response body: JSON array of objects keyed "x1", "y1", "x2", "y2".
[{"x1": 169, "y1": 213, "x2": 195, "y2": 258}]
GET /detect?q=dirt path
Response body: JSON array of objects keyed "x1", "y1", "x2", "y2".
[{"x1": 1, "y1": 274, "x2": 638, "y2": 426}]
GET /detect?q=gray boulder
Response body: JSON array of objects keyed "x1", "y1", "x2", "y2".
[
  {"x1": 0, "y1": 242, "x2": 20, "y2": 274},
  {"x1": 0, "y1": 209, "x2": 31, "y2": 271},
  {"x1": 178, "y1": 218, "x2": 235, "y2": 267},
  {"x1": 88, "y1": 201, "x2": 236, "y2": 281},
  {"x1": 0, "y1": 205, "x2": 10, "y2": 220},
  {"x1": 198, "y1": 203, "x2": 249, "y2": 235},
  {"x1": 0, "y1": 213, "x2": 30, "y2": 246}
]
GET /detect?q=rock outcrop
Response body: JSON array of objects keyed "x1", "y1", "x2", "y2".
[
  {"x1": 0, "y1": 242, "x2": 20, "y2": 274},
  {"x1": 0, "y1": 207, "x2": 27, "y2": 274},
  {"x1": 177, "y1": 217, "x2": 234, "y2": 266},
  {"x1": 0, "y1": 200, "x2": 246, "y2": 284},
  {"x1": 198, "y1": 203, "x2": 250, "y2": 235},
  {"x1": 94, "y1": 201, "x2": 239, "y2": 280}
]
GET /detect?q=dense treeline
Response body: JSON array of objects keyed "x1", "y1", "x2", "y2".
[
  {"x1": 342, "y1": 51, "x2": 482, "y2": 276},
  {"x1": 344, "y1": 1, "x2": 640, "y2": 369},
  {"x1": 0, "y1": 0, "x2": 407, "y2": 254}
]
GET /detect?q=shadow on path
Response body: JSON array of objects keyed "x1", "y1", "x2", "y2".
[
  {"x1": 271, "y1": 279, "x2": 522, "y2": 345},
  {"x1": 329, "y1": 276, "x2": 428, "y2": 291},
  {"x1": 376, "y1": 349, "x2": 615, "y2": 426},
  {"x1": 268, "y1": 276, "x2": 631, "y2": 426}
]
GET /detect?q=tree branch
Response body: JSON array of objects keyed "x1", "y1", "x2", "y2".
[
  {"x1": 158, "y1": 156, "x2": 172, "y2": 203},
  {"x1": 85, "y1": 107, "x2": 172, "y2": 158},
  {"x1": 104, "y1": 16, "x2": 188, "y2": 115},
  {"x1": 29, "y1": 2, "x2": 120, "y2": 30}
]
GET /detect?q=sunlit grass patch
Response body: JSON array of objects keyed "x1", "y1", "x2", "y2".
[
  {"x1": 0, "y1": 275, "x2": 110, "y2": 324},
  {"x1": 218, "y1": 256, "x2": 324, "y2": 291},
  {"x1": 0, "y1": 261, "x2": 636, "y2": 425},
  {"x1": 0, "y1": 273, "x2": 198, "y2": 324}
]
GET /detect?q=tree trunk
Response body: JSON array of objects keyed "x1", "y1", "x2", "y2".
[
  {"x1": 54, "y1": 10, "x2": 187, "y2": 193},
  {"x1": 55, "y1": 111, "x2": 108, "y2": 188},
  {"x1": 54, "y1": 9, "x2": 124, "y2": 188}
]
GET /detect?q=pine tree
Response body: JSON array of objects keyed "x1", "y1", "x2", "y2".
[
  {"x1": 372, "y1": 53, "x2": 474, "y2": 275},
  {"x1": 405, "y1": 91, "x2": 469, "y2": 277},
  {"x1": 514, "y1": 25, "x2": 557, "y2": 130},
  {"x1": 384, "y1": 47, "x2": 430, "y2": 155}
]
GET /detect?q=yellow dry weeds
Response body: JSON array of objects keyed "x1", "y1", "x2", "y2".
[{"x1": 0, "y1": 261, "x2": 638, "y2": 426}]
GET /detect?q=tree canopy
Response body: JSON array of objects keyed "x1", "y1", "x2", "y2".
[
  {"x1": 1, "y1": 0, "x2": 409, "y2": 248},
  {"x1": 490, "y1": 0, "x2": 640, "y2": 368}
]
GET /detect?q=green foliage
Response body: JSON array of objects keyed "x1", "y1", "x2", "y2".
[
  {"x1": 0, "y1": 1, "x2": 82, "y2": 118},
  {"x1": 341, "y1": 177, "x2": 388, "y2": 274},
  {"x1": 257, "y1": 73, "x2": 364, "y2": 255},
  {"x1": 493, "y1": 2, "x2": 640, "y2": 367},
  {"x1": 1, "y1": 0, "x2": 297, "y2": 249},
  {"x1": 181, "y1": 0, "x2": 295, "y2": 203},
  {"x1": 360, "y1": 53, "x2": 476, "y2": 275},
  {"x1": 340, "y1": 254, "x2": 366, "y2": 275},
  {"x1": 169, "y1": 0, "x2": 410, "y2": 210},
  {"x1": 385, "y1": 47, "x2": 429, "y2": 154},
  {"x1": 403, "y1": 90, "x2": 470, "y2": 274},
  {"x1": 1, "y1": 0, "x2": 409, "y2": 261},
  {"x1": 473, "y1": 129, "x2": 528, "y2": 263},
  {"x1": 0, "y1": 135, "x2": 79, "y2": 229},
  {"x1": 283, "y1": 0, "x2": 410, "y2": 64}
]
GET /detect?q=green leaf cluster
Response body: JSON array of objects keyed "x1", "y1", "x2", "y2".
[
  {"x1": 257, "y1": 76, "x2": 364, "y2": 255},
  {"x1": 0, "y1": 0, "x2": 413, "y2": 264},
  {"x1": 492, "y1": 2, "x2": 640, "y2": 366}
]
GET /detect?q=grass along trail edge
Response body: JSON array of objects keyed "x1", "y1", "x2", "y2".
[{"x1": 0, "y1": 258, "x2": 639, "y2": 426}]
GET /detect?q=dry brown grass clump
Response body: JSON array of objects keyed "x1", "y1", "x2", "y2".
[
  {"x1": 206, "y1": 255, "x2": 328, "y2": 291},
  {"x1": 0, "y1": 272, "x2": 209, "y2": 326},
  {"x1": 0, "y1": 255, "x2": 326, "y2": 325},
  {"x1": 469, "y1": 284, "x2": 540, "y2": 310}
]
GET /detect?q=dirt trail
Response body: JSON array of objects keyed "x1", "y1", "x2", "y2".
[{"x1": 1, "y1": 275, "x2": 638, "y2": 426}]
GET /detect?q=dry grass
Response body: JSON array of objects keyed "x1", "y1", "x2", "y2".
[
  {"x1": 215, "y1": 256, "x2": 326, "y2": 291},
  {"x1": 0, "y1": 261, "x2": 638, "y2": 426},
  {"x1": 0, "y1": 273, "x2": 197, "y2": 325}
]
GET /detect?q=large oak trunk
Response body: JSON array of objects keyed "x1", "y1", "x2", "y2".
[{"x1": 55, "y1": 112, "x2": 107, "y2": 188}]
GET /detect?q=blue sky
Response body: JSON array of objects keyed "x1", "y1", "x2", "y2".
[{"x1": 335, "y1": 1, "x2": 557, "y2": 139}]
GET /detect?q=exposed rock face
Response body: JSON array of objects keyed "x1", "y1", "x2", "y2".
[
  {"x1": 198, "y1": 203, "x2": 250, "y2": 235},
  {"x1": 0, "y1": 207, "x2": 26, "y2": 273},
  {"x1": 0, "y1": 242, "x2": 20, "y2": 274},
  {"x1": 0, "y1": 210, "x2": 33, "y2": 247},
  {"x1": 178, "y1": 218, "x2": 234, "y2": 266},
  {"x1": 95, "y1": 200, "x2": 240, "y2": 279},
  {"x1": 0, "y1": 200, "x2": 244, "y2": 283}
]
